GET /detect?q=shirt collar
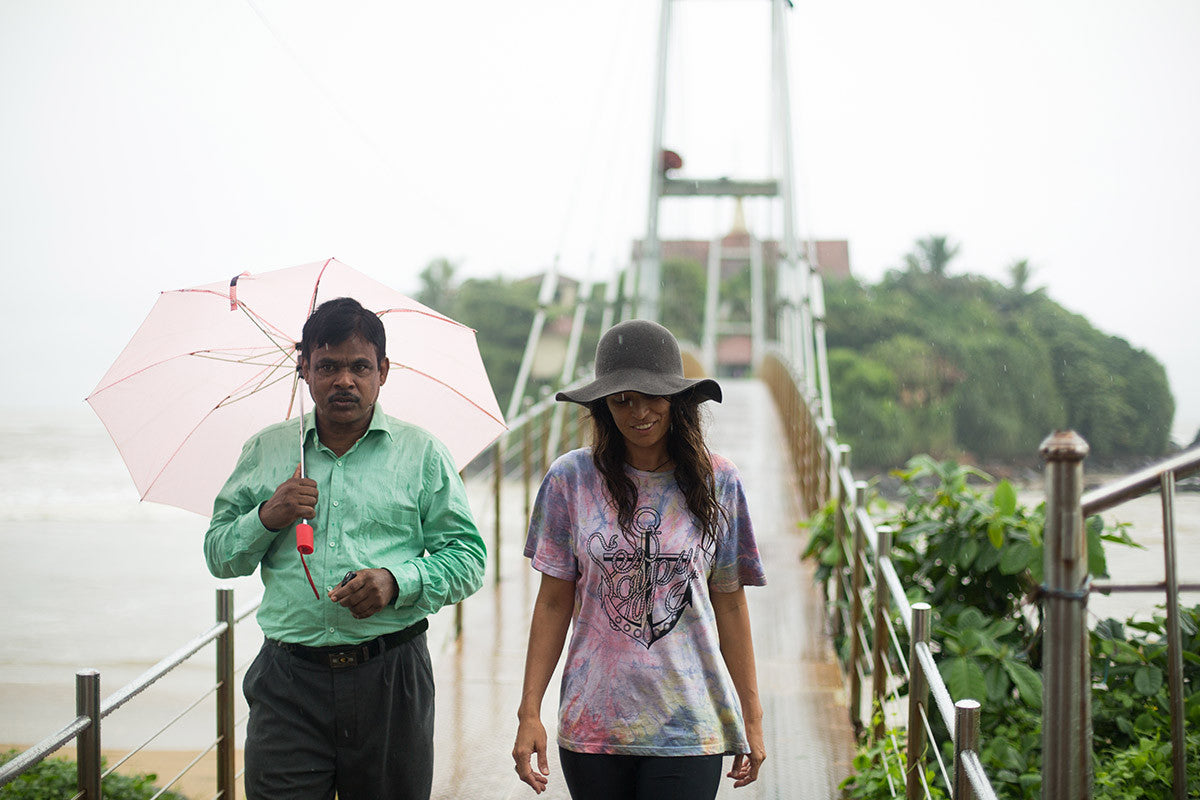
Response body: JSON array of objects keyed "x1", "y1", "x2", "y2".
[{"x1": 302, "y1": 402, "x2": 394, "y2": 448}]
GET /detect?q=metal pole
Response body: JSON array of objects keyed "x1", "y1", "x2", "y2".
[
  {"x1": 76, "y1": 669, "x2": 101, "y2": 800},
  {"x1": 954, "y1": 699, "x2": 982, "y2": 800},
  {"x1": 1039, "y1": 430, "x2": 1092, "y2": 800},
  {"x1": 638, "y1": 0, "x2": 672, "y2": 322},
  {"x1": 539, "y1": 397, "x2": 553, "y2": 473},
  {"x1": 905, "y1": 603, "x2": 932, "y2": 800},
  {"x1": 871, "y1": 526, "x2": 892, "y2": 741},
  {"x1": 506, "y1": 265, "x2": 559, "y2": 421},
  {"x1": 522, "y1": 400, "x2": 533, "y2": 524},
  {"x1": 1160, "y1": 472, "x2": 1186, "y2": 799},
  {"x1": 493, "y1": 440, "x2": 503, "y2": 585},
  {"x1": 847, "y1": 481, "x2": 867, "y2": 736},
  {"x1": 750, "y1": 237, "x2": 765, "y2": 368},
  {"x1": 832, "y1": 445, "x2": 850, "y2": 640},
  {"x1": 215, "y1": 589, "x2": 236, "y2": 800},
  {"x1": 703, "y1": 236, "x2": 722, "y2": 375}
]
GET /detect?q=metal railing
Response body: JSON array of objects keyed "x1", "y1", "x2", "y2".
[
  {"x1": 765, "y1": 343, "x2": 1200, "y2": 799},
  {"x1": 1042, "y1": 434, "x2": 1200, "y2": 800},
  {"x1": 0, "y1": 589, "x2": 261, "y2": 799},
  {"x1": 761, "y1": 350, "x2": 1001, "y2": 799}
]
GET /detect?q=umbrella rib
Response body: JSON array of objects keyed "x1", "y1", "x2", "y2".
[
  {"x1": 140, "y1": 364, "x2": 290, "y2": 499},
  {"x1": 89, "y1": 347, "x2": 282, "y2": 397},
  {"x1": 308, "y1": 258, "x2": 334, "y2": 318},
  {"x1": 175, "y1": 286, "x2": 297, "y2": 345},
  {"x1": 216, "y1": 366, "x2": 297, "y2": 409},
  {"x1": 377, "y1": 306, "x2": 474, "y2": 331},
  {"x1": 192, "y1": 351, "x2": 292, "y2": 367},
  {"x1": 390, "y1": 362, "x2": 507, "y2": 428},
  {"x1": 233, "y1": 304, "x2": 301, "y2": 363}
]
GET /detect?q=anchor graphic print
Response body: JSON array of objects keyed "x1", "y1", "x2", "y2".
[{"x1": 587, "y1": 506, "x2": 698, "y2": 648}]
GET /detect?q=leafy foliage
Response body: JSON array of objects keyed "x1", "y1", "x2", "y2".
[
  {"x1": 821, "y1": 457, "x2": 1197, "y2": 799},
  {"x1": 0, "y1": 751, "x2": 187, "y2": 800},
  {"x1": 823, "y1": 237, "x2": 1175, "y2": 466}
]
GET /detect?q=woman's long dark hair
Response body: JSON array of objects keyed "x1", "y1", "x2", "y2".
[{"x1": 588, "y1": 388, "x2": 727, "y2": 553}]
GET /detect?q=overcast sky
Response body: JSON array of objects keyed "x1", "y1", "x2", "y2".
[{"x1": 3, "y1": 1, "x2": 1198, "y2": 446}]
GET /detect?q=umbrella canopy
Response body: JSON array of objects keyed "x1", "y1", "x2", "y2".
[{"x1": 87, "y1": 258, "x2": 505, "y2": 516}]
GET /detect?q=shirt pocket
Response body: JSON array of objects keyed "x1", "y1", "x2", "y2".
[{"x1": 359, "y1": 506, "x2": 424, "y2": 561}]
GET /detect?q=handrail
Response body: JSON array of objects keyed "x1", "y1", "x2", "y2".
[
  {"x1": 1081, "y1": 445, "x2": 1200, "y2": 515},
  {"x1": 1065, "y1": 438, "x2": 1197, "y2": 799},
  {"x1": 0, "y1": 589, "x2": 262, "y2": 797},
  {"x1": 761, "y1": 348, "x2": 1001, "y2": 799}
]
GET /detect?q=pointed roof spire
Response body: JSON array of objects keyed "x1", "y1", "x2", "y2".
[{"x1": 724, "y1": 197, "x2": 750, "y2": 243}]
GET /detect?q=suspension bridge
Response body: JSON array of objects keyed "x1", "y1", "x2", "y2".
[{"x1": 4, "y1": 2, "x2": 1200, "y2": 799}]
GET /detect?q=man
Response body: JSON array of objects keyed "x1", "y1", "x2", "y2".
[{"x1": 205, "y1": 296, "x2": 486, "y2": 799}]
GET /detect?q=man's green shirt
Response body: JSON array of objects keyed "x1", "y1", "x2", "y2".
[{"x1": 204, "y1": 404, "x2": 486, "y2": 646}]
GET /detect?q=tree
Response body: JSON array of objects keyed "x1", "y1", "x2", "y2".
[
  {"x1": 452, "y1": 276, "x2": 539, "y2": 413},
  {"x1": 905, "y1": 235, "x2": 962, "y2": 277},
  {"x1": 1008, "y1": 258, "x2": 1033, "y2": 294},
  {"x1": 660, "y1": 258, "x2": 706, "y2": 345},
  {"x1": 821, "y1": 241, "x2": 1174, "y2": 466},
  {"x1": 415, "y1": 258, "x2": 458, "y2": 314}
]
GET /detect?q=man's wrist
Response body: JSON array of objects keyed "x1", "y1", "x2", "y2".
[{"x1": 257, "y1": 501, "x2": 281, "y2": 532}]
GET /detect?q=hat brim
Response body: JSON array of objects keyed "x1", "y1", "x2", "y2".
[{"x1": 555, "y1": 368, "x2": 722, "y2": 405}]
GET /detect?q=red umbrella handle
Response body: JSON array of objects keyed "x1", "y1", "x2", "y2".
[
  {"x1": 296, "y1": 522, "x2": 314, "y2": 554},
  {"x1": 297, "y1": 522, "x2": 319, "y2": 599}
]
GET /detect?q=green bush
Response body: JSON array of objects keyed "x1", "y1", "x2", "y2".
[
  {"x1": 817, "y1": 457, "x2": 1197, "y2": 798},
  {"x1": 0, "y1": 750, "x2": 187, "y2": 800}
]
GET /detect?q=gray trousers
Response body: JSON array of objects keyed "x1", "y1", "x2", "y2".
[{"x1": 243, "y1": 632, "x2": 435, "y2": 800}]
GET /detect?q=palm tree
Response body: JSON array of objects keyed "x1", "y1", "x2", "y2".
[
  {"x1": 1008, "y1": 258, "x2": 1032, "y2": 294},
  {"x1": 904, "y1": 235, "x2": 961, "y2": 277}
]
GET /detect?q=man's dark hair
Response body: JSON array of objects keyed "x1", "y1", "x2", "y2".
[{"x1": 299, "y1": 297, "x2": 386, "y2": 365}]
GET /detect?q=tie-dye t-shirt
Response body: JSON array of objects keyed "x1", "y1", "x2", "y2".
[{"x1": 524, "y1": 447, "x2": 767, "y2": 756}]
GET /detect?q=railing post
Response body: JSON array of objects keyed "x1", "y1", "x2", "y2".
[
  {"x1": 493, "y1": 439, "x2": 503, "y2": 585},
  {"x1": 1160, "y1": 472, "x2": 1187, "y2": 800},
  {"x1": 215, "y1": 588, "x2": 236, "y2": 800},
  {"x1": 847, "y1": 481, "x2": 868, "y2": 737},
  {"x1": 522, "y1": 398, "x2": 533, "y2": 524},
  {"x1": 954, "y1": 699, "x2": 981, "y2": 800},
  {"x1": 76, "y1": 669, "x2": 101, "y2": 799},
  {"x1": 538, "y1": 392, "x2": 553, "y2": 473},
  {"x1": 1039, "y1": 430, "x2": 1092, "y2": 800},
  {"x1": 905, "y1": 603, "x2": 932, "y2": 800},
  {"x1": 871, "y1": 526, "x2": 892, "y2": 741},
  {"x1": 832, "y1": 445, "x2": 851, "y2": 641}
]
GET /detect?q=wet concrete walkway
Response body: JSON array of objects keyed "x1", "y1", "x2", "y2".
[{"x1": 425, "y1": 378, "x2": 855, "y2": 799}]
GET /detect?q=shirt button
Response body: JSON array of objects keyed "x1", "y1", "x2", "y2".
[
  {"x1": 332, "y1": 500, "x2": 340, "y2": 507},
  {"x1": 329, "y1": 540, "x2": 337, "y2": 548},
  {"x1": 328, "y1": 627, "x2": 335, "y2": 633},
  {"x1": 336, "y1": 460, "x2": 343, "y2": 467}
]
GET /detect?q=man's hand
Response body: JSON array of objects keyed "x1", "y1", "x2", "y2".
[
  {"x1": 258, "y1": 463, "x2": 318, "y2": 531},
  {"x1": 328, "y1": 568, "x2": 398, "y2": 619},
  {"x1": 512, "y1": 715, "x2": 550, "y2": 794}
]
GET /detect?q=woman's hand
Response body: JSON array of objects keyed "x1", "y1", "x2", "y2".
[
  {"x1": 727, "y1": 716, "x2": 766, "y2": 787},
  {"x1": 512, "y1": 715, "x2": 551, "y2": 794}
]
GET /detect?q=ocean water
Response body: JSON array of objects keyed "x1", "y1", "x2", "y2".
[
  {"x1": 0, "y1": 405, "x2": 263, "y2": 748},
  {"x1": 1, "y1": 406, "x2": 1196, "y2": 749}
]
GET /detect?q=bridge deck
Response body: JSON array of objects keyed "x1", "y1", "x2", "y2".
[{"x1": 427, "y1": 378, "x2": 855, "y2": 799}]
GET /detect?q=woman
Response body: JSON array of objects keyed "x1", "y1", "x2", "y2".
[{"x1": 512, "y1": 319, "x2": 767, "y2": 798}]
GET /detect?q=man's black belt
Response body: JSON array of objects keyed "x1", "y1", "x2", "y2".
[{"x1": 265, "y1": 619, "x2": 428, "y2": 669}]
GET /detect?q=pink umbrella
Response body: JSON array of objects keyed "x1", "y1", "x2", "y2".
[{"x1": 87, "y1": 258, "x2": 506, "y2": 516}]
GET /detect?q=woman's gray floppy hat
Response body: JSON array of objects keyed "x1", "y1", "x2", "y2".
[{"x1": 555, "y1": 319, "x2": 722, "y2": 405}]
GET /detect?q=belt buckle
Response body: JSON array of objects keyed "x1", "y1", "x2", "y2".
[{"x1": 328, "y1": 649, "x2": 359, "y2": 669}]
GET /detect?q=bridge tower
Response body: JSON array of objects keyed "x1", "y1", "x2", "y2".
[{"x1": 633, "y1": 0, "x2": 812, "y2": 379}]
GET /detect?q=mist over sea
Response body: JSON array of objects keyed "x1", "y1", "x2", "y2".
[{"x1": 1, "y1": 406, "x2": 1196, "y2": 748}]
